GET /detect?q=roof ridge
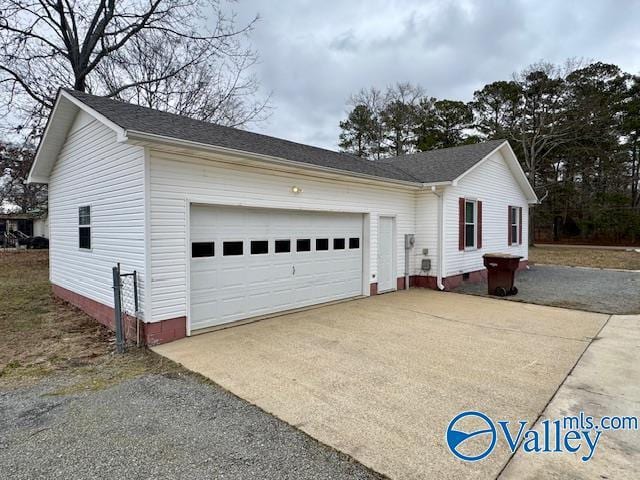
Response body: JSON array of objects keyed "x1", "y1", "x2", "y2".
[{"x1": 384, "y1": 139, "x2": 507, "y2": 162}]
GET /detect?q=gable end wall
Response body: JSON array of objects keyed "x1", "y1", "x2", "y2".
[
  {"x1": 443, "y1": 150, "x2": 529, "y2": 277},
  {"x1": 48, "y1": 111, "x2": 147, "y2": 317}
]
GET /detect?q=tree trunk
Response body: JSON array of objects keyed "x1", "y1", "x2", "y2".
[
  {"x1": 528, "y1": 159, "x2": 537, "y2": 247},
  {"x1": 632, "y1": 142, "x2": 639, "y2": 208},
  {"x1": 529, "y1": 206, "x2": 536, "y2": 246}
]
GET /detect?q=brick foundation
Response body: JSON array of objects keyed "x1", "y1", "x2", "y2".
[
  {"x1": 409, "y1": 275, "x2": 439, "y2": 289},
  {"x1": 142, "y1": 316, "x2": 187, "y2": 346},
  {"x1": 55, "y1": 259, "x2": 530, "y2": 345},
  {"x1": 408, "y1": 259, "x2": 528, "y2": 292},
  {"x1": 52, "y1": 284, "x2": 186, "y2": 346}
]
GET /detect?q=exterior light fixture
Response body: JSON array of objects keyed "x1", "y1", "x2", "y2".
[{"x1": 291, "y1": 186, "x2": 303, "y2": 194}]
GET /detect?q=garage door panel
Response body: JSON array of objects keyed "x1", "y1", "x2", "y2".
[
  {"x1": 219, "y1": 272, "x2": 245, "y2": 288},
  {"x1": 190, "y1": 205, "x2": 364, "y2": 330},
  {"x1": 191, "y1": 270, "x2": 218, "y2": 287},
  {"x1": 246, "y1": 266, "x2": 274, "y2": 283}
]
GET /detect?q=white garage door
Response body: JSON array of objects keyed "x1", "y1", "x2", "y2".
[{"x1": 189, "y1": 204, "x2": 364, "y2": 331}]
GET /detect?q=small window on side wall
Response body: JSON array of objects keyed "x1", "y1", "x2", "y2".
[
  {"x1": 464, "y1": 200, "x2": 476, "y2": 248},
  {"x1": 509, "y1": 206, "x2": 522, "y2": 245},
  {"x1": 78, "y1": 206, "x2": 91, "y2": 250},
  {"x1": 192, "y1": 242, "x2": 215, "y2": 257}
]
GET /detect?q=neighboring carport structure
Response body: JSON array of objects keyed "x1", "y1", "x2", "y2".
[{"x1": 154, "y1": 290, "x2": 608, "y2": 479}]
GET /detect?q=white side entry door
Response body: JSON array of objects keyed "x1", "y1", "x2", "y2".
[{"x1": 377, "y1": 216, "x2": 395, "y2": 292}]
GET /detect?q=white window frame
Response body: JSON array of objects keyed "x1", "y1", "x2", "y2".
[
  {"x1": 464, "y1": 199, "x2": 477, "y2": 250},
  {"x1": 78, "y1": 205, "x2": 91, "y2": 250},
  {"x1": 510, "y1": 206, "x2": 521, "y2": 245}
]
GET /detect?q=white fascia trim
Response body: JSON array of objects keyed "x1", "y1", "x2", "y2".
[
  {"x1": 452, "y1": 140, "x2": 538, "y2": 204},
  {"x1": 126, "y1": 129, "x2": 425, "y2": 190},
  {"x1": 27, "y1": 175, "x2": 50, "y2": 184},
  {"x1": 501, "y1": 141, "x2": 539, "y2": 204},
  {"x1": 28, "y1": 90, "x2": 128, "y2": 184},
  {"x1": 28, "y1": 93, "x2": 63, "y2": 183},
  {"x1": 423, "y1": 180, "x2": 454, "y2": 187}
]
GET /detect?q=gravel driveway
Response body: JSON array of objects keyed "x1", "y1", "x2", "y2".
[
  {"x1": 453, "y1": 264, "x2": 640, "y2": 314},
  {"x1": 0, "y1": 373, "x2": 381, "y2": 480}
]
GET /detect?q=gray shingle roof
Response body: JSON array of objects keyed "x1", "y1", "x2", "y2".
[
  {"x1": 380, "y1": 139, "x2": 507, "y2": 183},
  {"x1": 63, "y1": 89, "x2": 505, "y2": 184}
]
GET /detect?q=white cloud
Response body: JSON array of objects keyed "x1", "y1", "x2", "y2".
[{"x1": 230, "y1": 0, "x2": 640, "y2": 149}]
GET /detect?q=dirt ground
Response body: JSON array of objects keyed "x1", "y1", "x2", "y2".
[
  {"x1": 529, "y1": 245, "x2": 640, "y2": 270},
  {"x1": 0, "y1": 251, "x2": 380, "y2": 479},
  {"x1": 0, "y1": 250, "x2": 179, "y2": 390}
]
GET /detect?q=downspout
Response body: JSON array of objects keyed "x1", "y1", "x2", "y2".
[{"x1": 431, "y1": 186, "x2": 446, "y2": 290}]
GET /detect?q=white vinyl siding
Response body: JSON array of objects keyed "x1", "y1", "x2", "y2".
[
  {"x1": 148, "y1": 150, "x2": 418, "y2": 323},
  {"x1": 443, "y1": 149, "x2": 528, "y2": 276},
  {"x1": 414, "y1": 192, "x2": 439, "y2": 278},
  {"x1": 48, "y1": 111, "x2": 147, "y2": 316}
]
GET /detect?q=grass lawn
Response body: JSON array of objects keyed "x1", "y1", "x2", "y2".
[
  {"x1": 0, "y1": 250, "x2": 178, "y2": 390},
  {"x1": 530, "y1": 246, "x2": 640, "y2": 270}
]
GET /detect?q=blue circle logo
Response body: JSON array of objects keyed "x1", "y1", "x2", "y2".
[{"x1": 446, "y1": 411, "x2": 497, "y2": 461}]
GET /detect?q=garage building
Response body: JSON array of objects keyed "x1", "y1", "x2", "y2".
[{"x1": 28, "y1": 89, "x2": 538, "y2": 344}]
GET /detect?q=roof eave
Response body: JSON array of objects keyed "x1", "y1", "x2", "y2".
[
  {"x1": 27, "y1": 91, "x2": 64, "y2": 184},
  {"x1": 422, "y1": 181, "x2": 453, "y2": 188},
  {"x1": 28, "y1": 90, "x2": 128, "y2": 184},
  {"x1": 500, "y1": 141, "x2": 539, "y2": 204}
]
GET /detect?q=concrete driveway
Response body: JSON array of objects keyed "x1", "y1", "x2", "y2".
[
  {"x1": 154, "y1": 290, "x2": 608, "y2": 479},
  {"x1": 500, "y1": 314, "x2": 640, "y2": 479}
]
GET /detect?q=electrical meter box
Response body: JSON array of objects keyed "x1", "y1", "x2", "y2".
[{"x1": 404, "y1": 234, "x2": 415, "y2": 249}]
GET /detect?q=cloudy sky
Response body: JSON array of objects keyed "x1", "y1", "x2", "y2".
[{"x1": 231, "y1": 0, "x2": 640, "y2": 150}]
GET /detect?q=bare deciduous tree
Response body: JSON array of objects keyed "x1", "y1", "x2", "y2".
[
  {"x1": 511, "y1": 60, "x2": 585, "y2": 244},
  {"x1": 0, "y1": 142, "x2": 46, "y2": 213},
  {"x1": 0, "y1": 0, "x2": 268, "y2": 139},
  {"x1": 382, "y1": 82, "x2": 424, "y2": 156},
  {"x1": 348, "y1": 86, "x2": 387, "y2": 160},
  {"x1": 345, "y1": 83, "x2": 424, "y2": 159}
]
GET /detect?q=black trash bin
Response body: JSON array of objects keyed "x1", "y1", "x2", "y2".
[{"x1": 482, "y1": 253, "x2": 523, "y2": 297}]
